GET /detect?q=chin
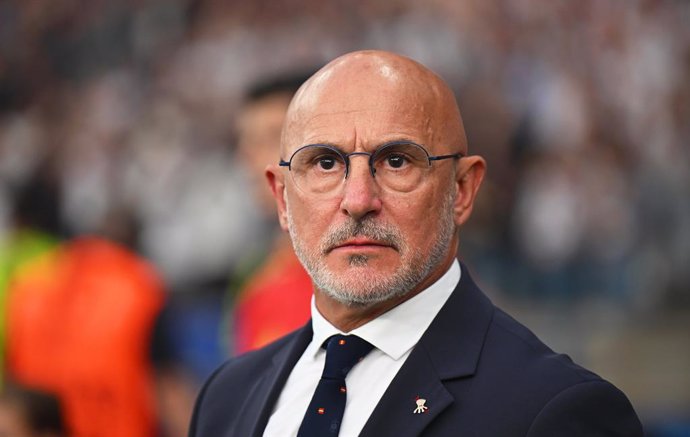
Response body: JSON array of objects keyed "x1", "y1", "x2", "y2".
[
  {"x1": 323, "y1": 286, "x2": 409, "y2": 307},
  {"x1": 316, "y1": 268, "x2": 416, "y2": 307}
]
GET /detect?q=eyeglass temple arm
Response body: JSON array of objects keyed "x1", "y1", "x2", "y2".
[{"x1": 428, "y1": 152, "x2": 464, "y2": 161}]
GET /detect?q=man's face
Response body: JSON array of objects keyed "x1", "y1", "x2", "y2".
[
  {"x1": 276, "y1": 62, "x2": 462, "y2": 306},
  {"x1": 236, "y1": 92, "x2": 292, "y2": 212}
]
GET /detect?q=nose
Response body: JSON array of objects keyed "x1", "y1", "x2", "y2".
[{"x1": 339, "y1": 154, "x2": 382, "y2": 221}]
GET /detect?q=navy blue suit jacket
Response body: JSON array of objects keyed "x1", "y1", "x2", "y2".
[{"x1": 189, "y1": 265, "x2": 643, "y2": 436}]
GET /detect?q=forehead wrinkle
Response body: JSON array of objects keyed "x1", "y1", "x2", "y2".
[
  {"x1": 285, "y1": 104, "x2": 441, "y2": 156},
  {"x1": 295, "y1": 108, "x2": 438, "y2": 154}
]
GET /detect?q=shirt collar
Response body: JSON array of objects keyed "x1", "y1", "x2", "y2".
[{"x1": 309, "y1": 259, "x2": 461, "y2": 361}]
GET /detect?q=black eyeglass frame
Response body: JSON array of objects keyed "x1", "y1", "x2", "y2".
[{"x1": 278, "y1": 140, "x2": 464, "y2": 179}]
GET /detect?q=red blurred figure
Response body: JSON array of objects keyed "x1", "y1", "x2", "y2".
[
  {"x1": 231, "y1": 74, "x2": 313, "y2": 355},
  {"x1": 5, "y1": 237, "x2": 164, "y2": 437},
  {"x1": 233, "y1": 242, "x2": 312, "y2": 354}
]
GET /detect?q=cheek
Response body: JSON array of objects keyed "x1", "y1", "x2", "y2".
[
  {"x1": 385, "y1": 196, "x2": 432, "y2": 238},
  {"x1": 287, "y1": 192, "x2": 340, "y2": 243},
  {"x1": 384, "y1": 186, "x2": 448, "y2": 247}
]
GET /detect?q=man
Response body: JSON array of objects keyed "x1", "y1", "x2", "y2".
[
  {"x1": 232, "y1": 74, "x2": 312, "y2": 354},
  {"x1": 189, "y1": 50, "x2": 643, "y2": 436}
]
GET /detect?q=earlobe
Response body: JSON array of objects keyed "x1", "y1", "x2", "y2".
[{"x1": 453, "y1": 156, "x2": 486, "y2": 226}]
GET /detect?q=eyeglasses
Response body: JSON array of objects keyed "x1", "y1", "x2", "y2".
[{"x1": 279, "y1": 140, "x2": 463, "y2": 196}]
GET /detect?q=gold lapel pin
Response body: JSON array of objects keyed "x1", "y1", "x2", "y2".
[{"x1": 413, "y1": 398, "x2": 428, "y2": 414}]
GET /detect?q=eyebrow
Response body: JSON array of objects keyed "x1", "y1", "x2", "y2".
[{"x1": 299, "y1": 141, "x2": 343, "y2": 151}]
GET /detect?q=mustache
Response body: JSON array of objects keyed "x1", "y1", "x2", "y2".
[{"x1": 321, "y1": 218, "x2": 404, "y2": 253}]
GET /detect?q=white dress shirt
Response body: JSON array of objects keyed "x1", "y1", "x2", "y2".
[{"x1": 263, "y1": 260, "x2": 461, "y2": 437}]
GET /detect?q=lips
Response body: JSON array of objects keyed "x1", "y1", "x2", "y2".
[{"x1": 328, "y1": 237, "x2": 394, "y2": 253}]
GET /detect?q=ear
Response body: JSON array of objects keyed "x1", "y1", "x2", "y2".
[
  {"x1": 265, "y1": 164, "x2": 289, "y2": 231},
  {"x1": 453, "y1": 155, "x2": 486, "y2": 227}
]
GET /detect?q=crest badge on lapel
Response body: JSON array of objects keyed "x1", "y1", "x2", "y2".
[{"x1": 413, "y1": 397, "x2": 428, "y2": 414}]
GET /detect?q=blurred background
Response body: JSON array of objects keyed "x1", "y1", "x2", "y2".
[{"x1": 0, "y1": 0, "x2": 688, "y2": 436}]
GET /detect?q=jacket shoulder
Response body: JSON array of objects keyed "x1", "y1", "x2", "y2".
[
  {"x1": 218, "y1": 330, "x2": 301, "y2": 382},
  {"x1": 489, "y1": 307, "x2": 600, "y2": 384},
  {"x1": 470, "y1": 306, "x2": 643, "y2": 435},
  {"x1": 189, "y1": 328, "x2": 307, "y2": 437},
  {"x1": 526, "y1": 379, "x2": 644, "y2": 436}
]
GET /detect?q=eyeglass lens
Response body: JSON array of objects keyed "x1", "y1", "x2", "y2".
[{"x1": 288, "y1": 142, "x2": 432, "y2": 195}]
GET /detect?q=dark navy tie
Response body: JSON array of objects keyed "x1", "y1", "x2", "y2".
[{"x1": 296, "y1": 334, "x2": 374, "y2": 437}]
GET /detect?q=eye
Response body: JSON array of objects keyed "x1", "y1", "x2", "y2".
[
  {"x1": 373, "y1": 143, "x2": 429, "y2": 175},
  {"x1": 317, "y1": 156, "x2": 337, "y2": 170},
  {"x1": 304, "y1": 149, "x2": 343, "y2": 173},
  {"x1": 386, "y1": 154, "x2": 407, "y2": 169},
  {"x1": 378, "y1": 149, "x2": 413, "y2": 171}
]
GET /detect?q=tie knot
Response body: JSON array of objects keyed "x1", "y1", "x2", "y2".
[{"x1": 321, "y1": 334, "x2": 374, "y2": 380}]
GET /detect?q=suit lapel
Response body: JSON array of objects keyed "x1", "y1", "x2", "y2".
[
  {"x1": 360, "y1": 264, "x2": 494, "y2": 437},
  {"x1": 359, "y1": 344, "x2": 454, "y2": 437},
  {"x1": 236, "y1": 323, "x2": 313, "y2": 437}
]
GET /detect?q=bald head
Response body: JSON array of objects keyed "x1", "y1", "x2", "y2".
[{"x1": 281, "y1": 50, "x2": 467, "y2": 157}]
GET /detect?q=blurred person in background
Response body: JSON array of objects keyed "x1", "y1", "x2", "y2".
[
  {"x1": 5, "y1": 235, "x2": 165, "y2": 437},
  {"x1": 0, "y1": 383, "x2": 65, "y2": 437},
  {"x1": 145, "y1": 75, "x2": 313, "y2": 436},
  {"x1": 231, "y1": 73, "x2": 313, "y2": 355},
  {"x1": 0, "y1": 160, "x2": 63, "y2": 387},
  {"x1": 0, "y1": 146, "x2": 166, "y2": 437}
]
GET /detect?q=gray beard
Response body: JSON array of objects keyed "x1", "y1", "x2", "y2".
[{"x1": 286, "y1": 188, "x2": 457, "y2": 307}]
